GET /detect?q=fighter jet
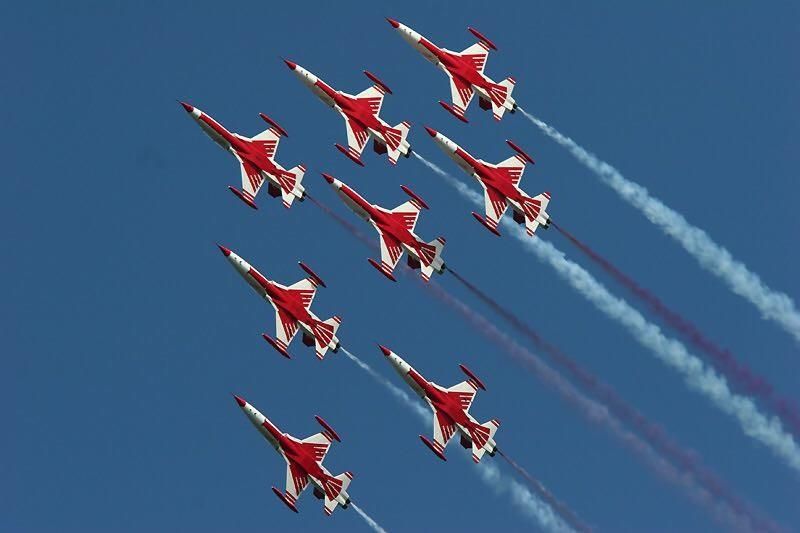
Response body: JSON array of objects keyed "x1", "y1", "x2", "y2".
[
  {"x1": 180, "y1": 102, "x2": 305, "y2": 210},
  {"x1": 380, "y1": 345, "x2": 500, "y2": 463},
  {"x1": 217, "y1": 245, "x2": 341, "y2": 360},
  {"x1": 322, "y1": 174, "x2": 446, "y2": 282},
  {"x1": 386, "y1": 19, "x2": 516, "y2": 122},
  {"x1": 233, "y1": 395, "x2": 353, "y2": 515},
  {"x1": 426, "y1": 127, "x2": 551, "y2": 237},
  {"x1": 283, "y1": 60, "x2": 411, "y2": 166}
]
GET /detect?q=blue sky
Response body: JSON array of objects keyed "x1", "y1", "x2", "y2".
[{"x1": 3, "y1": 1, "x2": 798, "y2": 531}]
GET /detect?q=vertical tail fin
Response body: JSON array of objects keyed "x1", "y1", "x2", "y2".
[
  {"x1": 489, "y1": 77, "x2": 516, "y2": 121},
  {"x1": 279, "y1": 164, "x2": 306, "y2": 209},
  {"x1": 469, "y1": 419, "x2": 501, "y2": 463},
  {"x1": 384, "y1": 121, "x2": 412, "y2": 165},
  {"x1": 312, "y1": 316, "x2": 342, "y2": 360},
  {"x1": 419, "y1": 237, "x2": 446, "y2": 282},
  {"x1": 521, "y1": 191, "x2": 551, "y2": 236},
  {"x1": 322, "y1": 471, "x2": 353, "y2": 516}
]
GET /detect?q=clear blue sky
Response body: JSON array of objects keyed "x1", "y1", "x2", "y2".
[{"x1": 3, "y1": 1, "x2": 798, "y2": 531}]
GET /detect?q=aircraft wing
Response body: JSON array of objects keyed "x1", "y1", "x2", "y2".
[
  {"x1": 458, "y1": 42, "x2": 489, "y2": 73},
  {"x1": 447, "y1": 73, "x2": 474, "y2": 120},
  {"x1": 287, "y1": 278, "x2": 318, "y2": 310},
  {"x1": 482, "y1": 184, "x2": 509, "y2": 231},
  {"x1": 446, "y1": 381, "x2": 478, "y2": 413},
  {"x1": 354, "y1": 85, "x2": 385, "y2": 117},
  {"x1": 432, "y1": 408, "x2": 458, "y2": 454},
  {"x1": 272, "y1": 304, "x2": 300, "y2": 355},
  {"x1": 339, "y1": 112, "x2": 371, "y2": 164},
  {"x1": 376, "y1": 228, "x2": 405, "y2": 279},
  {"x1": 299, "y1": 432, "x2": 333, "y2": 464},
  {"x1": 487, "y1": 155, "x2": 526, "y2": 186},
  {"x1": 248, "y1": 128, "x2": 281, "y2": 160},
  {"x1": 388, "y1": 201, "x2": 421, "y2": 233},
  {"x1": 234, "y1": 152, "x2": 266, "y2": 199},
  {"x1": 284, "y1": 460, "x2": 311, "y2": 507}
]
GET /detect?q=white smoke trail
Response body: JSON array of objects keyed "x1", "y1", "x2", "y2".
[
  {"x1": 341, "y1": 347, "x2": 575, "y2": 532},
  {"x1": 415, "y1": 153, "x2": 800, "y2": 474},
  {"x1": 518, "y1": 108, "x2": 800, "y2": 344},
  {"x1": 351, "y1": 503, "x2": 389, "y2": 533}
]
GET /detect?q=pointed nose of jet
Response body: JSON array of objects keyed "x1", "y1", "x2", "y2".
[
  {"x1": 386, "y1": 18, "x2": 400, "y2": 28},
  {"x1": 283, "y1": 58, "x2": 297, "y2": 71},
  {"x1": 233, "y1": 394, "x2": 246, "y2": 407},
  {"x1": 321, "y1": 173, "x2": 335, "y2": 185},
  {"x1": 217, "y1": 243, "x2": 232, "y2": 257},
  {"x1": 424, "y1": 126, "x2": 437, "y2": 137},
  {"x1": 378, "y1": 345, "x2": 392, "y2": 357},
  {"x1": 179, "y1": 101, "x2": 194, "y2": 113}
]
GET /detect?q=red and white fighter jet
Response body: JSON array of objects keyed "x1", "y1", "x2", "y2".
[
  {"x1": 426, "y1": 127, "x2": 551, "y2": 237},
  {"x1": 180, "y1": 102, "x2": 305, "y2": 210},
  {"x1": 386, "y1": 19, "x2": 517, "y2": 122},
  {"x1": 217, "y1": 245, "x2": 341, "y2": 360},
  {"x1": 234, "y1": 395, "x2": 353, "y2": 515},
  {"x1": 283, "y1": 60, "x2": 412, "y2": 166},
  {"x1": 322, "y1": 174, "x2": 446, "y2": 282},
  {"x1": 380, "y1": 346, "x2": 500, "y2": 463}
]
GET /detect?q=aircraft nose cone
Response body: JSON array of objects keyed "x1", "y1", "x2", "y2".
[
  {"x1": 283, "y1": 58, "x2": 297, "y2": 70},
  {"x1": 378, "y1": 345, "x2": 392, "y2": 357},
  {"x1": 180, "y1": 101, "x2": 194, "y2": 113},
  {"x1": 386, "y1": 18, "x2": 400, "y2": 28},
  {"x1": 321, "y1": 173, "x2": 335, "y2": 185},
  {"x1": 233, "y1": 394, "x2": 246, "y2": 407},
  {"x1": 217, "y1": 243, "x2": 232, "y2": 257},
  {"x1": 424, "y1": 126, "x2": 437, "y2": 137}
]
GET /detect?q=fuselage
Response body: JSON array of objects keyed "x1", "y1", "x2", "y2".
[
  {"x1": 224, "y1": 249, "x2": 315, "y2": 329},
  {"x1": 332, "y1": 180, "x2": 427, "y2": 259},
  {"x1": 184, "y1": 105, "x2": 283, "y2": 177},
  {"x1": 289, "y1": 64, "x2": 391, "y2": 141},
  {"x1": 392, "y1": 22, "x2": 494, "y2": 99},
  {"x1": 431, "y1": 130, "x2": 524, "y2": 205}
]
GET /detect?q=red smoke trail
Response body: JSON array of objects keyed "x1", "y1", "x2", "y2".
[
  {"x1": 424, "y1": 278, "x2": 779, "y2": 533},
  {"x1": 498, "y1": 450, "x2": 592, "y2": 533},
  {"x1": 308, "y1": 195, "x2": 778, "y2": 532},
  {"x1": 552, "y1": 222, "x2": 800, "y2": 437}
]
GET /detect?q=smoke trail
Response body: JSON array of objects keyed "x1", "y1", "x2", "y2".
[
  {"x1": 553, "y1": 222, "x2": 800, "y2": 436},
  {"x1": 498, "y1": 450, "x2": 591, "y2": 533},
  {"x1": 350, "y1": 503, "x2": 389, "y2": 533},
  {"x1": 341, "y1": 348, "x2": 575, "y2": 533},
  {"x1": 519, "y1": 109, "x2": 800, "y2": 344},
  {"x1": 447, "y1": 267, "x2": 777, "y2": 532},
  {"x1": 422, "y1": 278, "x2": 770, "y2": 533},
  {"x1": 420, "y1": 152, "x2": 800, "y2": 474},
  {"x1": 341, "y1": 347, "x2": 429, "y2": 420},
  {"x1": 316, "y1": 192, "x2": 775, "y2": 531}
]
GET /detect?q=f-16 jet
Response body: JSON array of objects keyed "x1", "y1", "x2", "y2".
[
  {"x1": 234, "y1": 395, "x2": 353, "y2": 515},
  {"x1": 323, "y1": 174, "x2": 445, "y2": 282},
  {"x1": 427, "y1": 127, "x2": 551, "y2": 237},
  {"x1": 386, "y1": 19, "x2": 516, "y2": 122},
  {"x1": 283, "y1": 60, "x2": 411, "y2": 166},
  {"x1": 380, "y1": 345, "x2": 500, "y2": 463},
  {"x1": 179, "y1": 102, "x2": 305, "y2": 210},
  {"x1": 217, "y1": 245, "x2": 341, "y2": 360}
]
